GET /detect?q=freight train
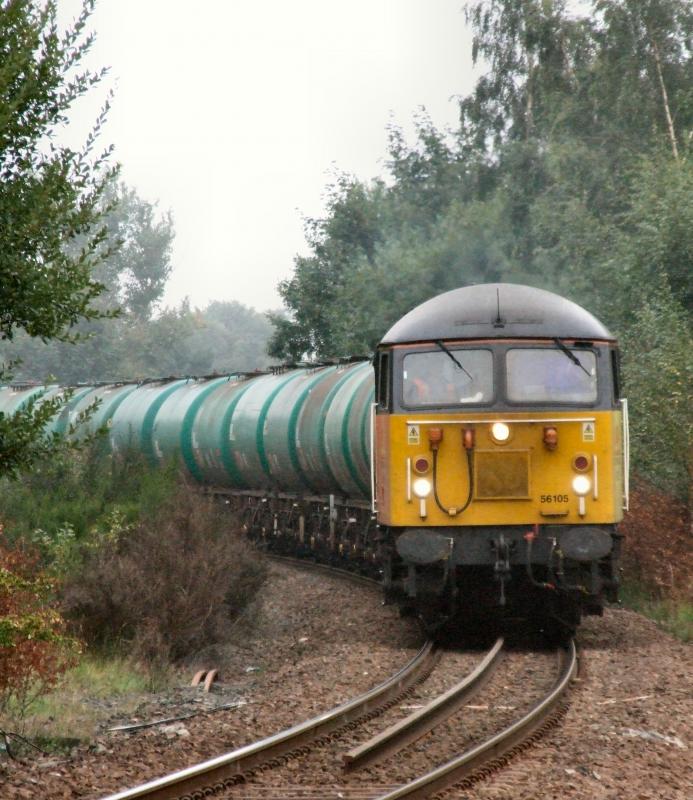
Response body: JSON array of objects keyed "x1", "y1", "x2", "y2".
[{"x1": 0, "y1": 284, "x2": 629, "y2": 634}]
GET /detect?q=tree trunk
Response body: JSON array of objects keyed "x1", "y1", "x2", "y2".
[{"x1": 649, "y1": 36, "x2": 679, "y2": 162}]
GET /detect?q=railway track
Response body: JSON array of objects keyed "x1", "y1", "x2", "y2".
[
  {"x1": 102, "y1": 559, "x2": 578, "y2": 800},
  {"x1": 102, "y1": 640, "x2": 436, "y2": 800},
  {"x1": 370, "y1": 639, "x2": 577, "y2": 800},
  {"x1": 101, "y1": 557, "x2": 432, "y2": 800},
  {"x1": 217, "y1": 640, "x2": 575, "y2": 800}
]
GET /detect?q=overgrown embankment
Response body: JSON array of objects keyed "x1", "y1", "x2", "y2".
[
  {"x1": 0, "y1": 448, "x2": 266, "y2": 748},
  {"x1": 620, "y1": 481, "x2": 691, "y2": 640}
]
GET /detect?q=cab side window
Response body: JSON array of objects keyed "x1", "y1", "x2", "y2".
[
  {"x1": 375, "y1": 351, "x2": 390, "y2": 410},
  {"x1": 611, "y1": 349, "x2": 622, "y2": 402}
]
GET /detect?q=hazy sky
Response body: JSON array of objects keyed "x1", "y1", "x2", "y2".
[{"x1": 59, "y1": 1, "x2": 475, "y2": 313}]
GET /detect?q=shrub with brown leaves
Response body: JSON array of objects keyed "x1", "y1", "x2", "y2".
[
  {"x1": 61, "y1": 485, "x2": 267, "y2": 664},
  {"x1": 620, "y1": 479, "x2": 692, "y2": 602},
  {"x1": 0, "y1": 536, "x2": 78, "y2": 720}
]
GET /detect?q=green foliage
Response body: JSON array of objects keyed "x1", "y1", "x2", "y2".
[
  {"x1": 31, "y1": 509, "x2": 130, "y2": 579},
  {"x1": 0, "y1": 2, "x2": 271, "y2": 386},
  {"x1": 97, "y1": 181, "x2": 175, "y2": 320},
  {"x1": 0, "y1": 445, "x2": 175, "y2": 556},
  {"x1": 0, "y1": 0, "x2": 116, "y2": 344},
  {"x1": 1, "y1": 447, "x2": 266, "y2": 680},
  {"x1": 113, "y1": 299, "x2": 273, "y2": 379},
  {"x1": 620, "y1": 288, "x2": 692, "y2": 498},
  {"x1": 0, "y1": 388, "x2": 97, "y2": 480},
  {"x1": 616, "y1": 155, "x2": 693, "y2": 312},
  {"x1": 269, "y1": 175, "x2": 386, "y2": 360},
  {"x1": 620, "y1": 581, "x2": 692, "y2": 642},
  {"x1": 60, "y1": 482, "x2": 268, "y2": 663},
  {"x1": 13, "y1": 653, "x2": 169, "y2": 750},
  {"x1": 0, "y1": 0, "x2": 117, "y2": 479},
  {"x1": 1, "y1": 296, "x2": 274, "y2": 383},
  {"x1": 0, "y1": 178, "x2": 180, "y2": 382}
]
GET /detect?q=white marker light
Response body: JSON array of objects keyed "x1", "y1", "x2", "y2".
[
  {"x1": 491, "y1": 422, "x2": 510, "y2": 442},
  {"x1": 572, "y1": 475, "x2": 592, "y2": 496},
  {"x1": 413, "y1": 478, "x2": 432, "y2": 498}
]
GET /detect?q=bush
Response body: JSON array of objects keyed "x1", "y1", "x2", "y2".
[
  {"x1": 0, "y1": 445, "x2": 177, "y2": 552},
  {"x1": 619, "y1": 479, "x2": 692, "y2": 641},
  {"x1": 0, "y1": 538, "x2": 78, "y2": 722},
  {"x1": 61, "y1": 483, "x2": 267, "y2": 663},
  {"x1": 621, "y1": 480, "x2": 691, "y2": 603}
]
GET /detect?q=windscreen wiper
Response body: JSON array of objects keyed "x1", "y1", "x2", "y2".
[
  {"x1": 553, "y1": 338, "x2": 591, "y2": 376},
  {"x1": 435, "y1": 340, "x2": 473, "y2": 380}
]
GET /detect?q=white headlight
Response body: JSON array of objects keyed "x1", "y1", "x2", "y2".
[
  {"x1": 572, "y1": 475, "x2": 592, "y2": 496},
  {"x1": 413, "y1": 478, "x2": 432, "y2": 498},
  {"x1": 491, "y1": 422, "x2": 510, "y2": 442}
]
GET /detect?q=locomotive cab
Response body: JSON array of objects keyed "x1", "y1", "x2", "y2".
[{"x1": 373, "y1": 284, "x2": 629, "y2": 632}]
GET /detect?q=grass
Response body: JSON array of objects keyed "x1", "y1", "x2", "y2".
[
  {"x1": 619, "y1": 581, "x2": 693, "y2": 642},
  {"x1": 1, "y1": 654, "x2": 176, "y2": 752}
]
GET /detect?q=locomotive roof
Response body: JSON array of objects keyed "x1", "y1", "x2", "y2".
[{"x1": 380, "y1": 283, "x2": 615, "y2": 345}]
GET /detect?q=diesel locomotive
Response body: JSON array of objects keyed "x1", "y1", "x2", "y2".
[
  {"x1": 0, "y1": 283, "x2": 628, "y2": 632},
  {"x1": 373, "y1": 283, "x2": 628, "y2": 631}
]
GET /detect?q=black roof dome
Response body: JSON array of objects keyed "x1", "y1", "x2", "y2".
[{"x1": 380, "y1": 283, "x2": 614, "y2": 345}]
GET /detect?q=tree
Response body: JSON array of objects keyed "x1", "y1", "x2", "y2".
[
  {"x1": 96, "y1": 181, "x2": 174, "y2": 320},
  {"x1": 268, "y1": 175, "x2": 385, "y2": 360},
  {"x1": 0, "y1": 180, "x2": 176, "y2": 383},
  {"x1": 461, "y1": 0, "x2": 582, "y2": 146},
  {"x1": 0, "y1": 0, "x2": 115, "y2": 476},
  {"x1": 116, "y1": 300, "x2": 273, "y2": 378},
  {"x1": 0, "y1": 0, "x2": 116, "y2": 345},
  {"x1": 620, "y1": 284, "x2": 692, "y2": 500}
]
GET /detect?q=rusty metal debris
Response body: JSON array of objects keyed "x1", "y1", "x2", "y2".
[
  {"x1": 190, "y1": 668, "x2": 219, "y2": 692},
  {"x1": 203, "y1": 669, "x2": 219, "y2": 693}
]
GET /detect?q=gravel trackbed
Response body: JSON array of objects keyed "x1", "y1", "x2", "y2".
[{"x1": 1, "y1": 560, "x2": 689, "y2": 800}]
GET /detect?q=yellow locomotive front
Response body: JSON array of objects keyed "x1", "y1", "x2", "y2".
[{"x1": 373, "y1": 284, "x2": 628, "y2": 633}]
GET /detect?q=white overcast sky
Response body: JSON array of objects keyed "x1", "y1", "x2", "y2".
[{"x1": 58, "y1": 1, "x2": 475, "y2": 313}]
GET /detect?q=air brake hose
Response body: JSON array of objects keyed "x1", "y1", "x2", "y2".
[
  {"x1": 524, "y1": 530, "x2": 556, "y2": 591},
  {"x1": 432, "y1": 447, "x2": 474, "y2": 516},
  {"x1": 522, "y1": 526, "x2": 590, "y2": 593},
  {"x1": 524, "y1": 530, "x2": 588, "y2": 593}
]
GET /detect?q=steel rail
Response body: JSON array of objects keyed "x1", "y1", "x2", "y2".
[
  {"x1": 266, "y1": 553, "x2": 380, "y2": 590},
  {"x1": 373, "y1": 639, "x2": 578, "y2": 800},
  {"x1": 343, "y1": 637, "x2": 504, "y2": 771},
  {"x1": 102, "y1": 641, "x2": 434, "y2": 800},
  {"x1": 102, "y1": 644, "x2": 435, "y2": 800}
]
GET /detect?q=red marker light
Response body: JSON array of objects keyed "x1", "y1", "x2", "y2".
[
  {"x1": 573, "y1": 454, "x2": 590, "y2": 472},
  {"x1": 414, "y1": 457, "x2": 430, "y2": 474}
]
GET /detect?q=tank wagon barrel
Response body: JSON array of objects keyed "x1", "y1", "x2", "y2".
[{"x1": 0, "y1": 362, "x2": 374, "y2": 500}]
